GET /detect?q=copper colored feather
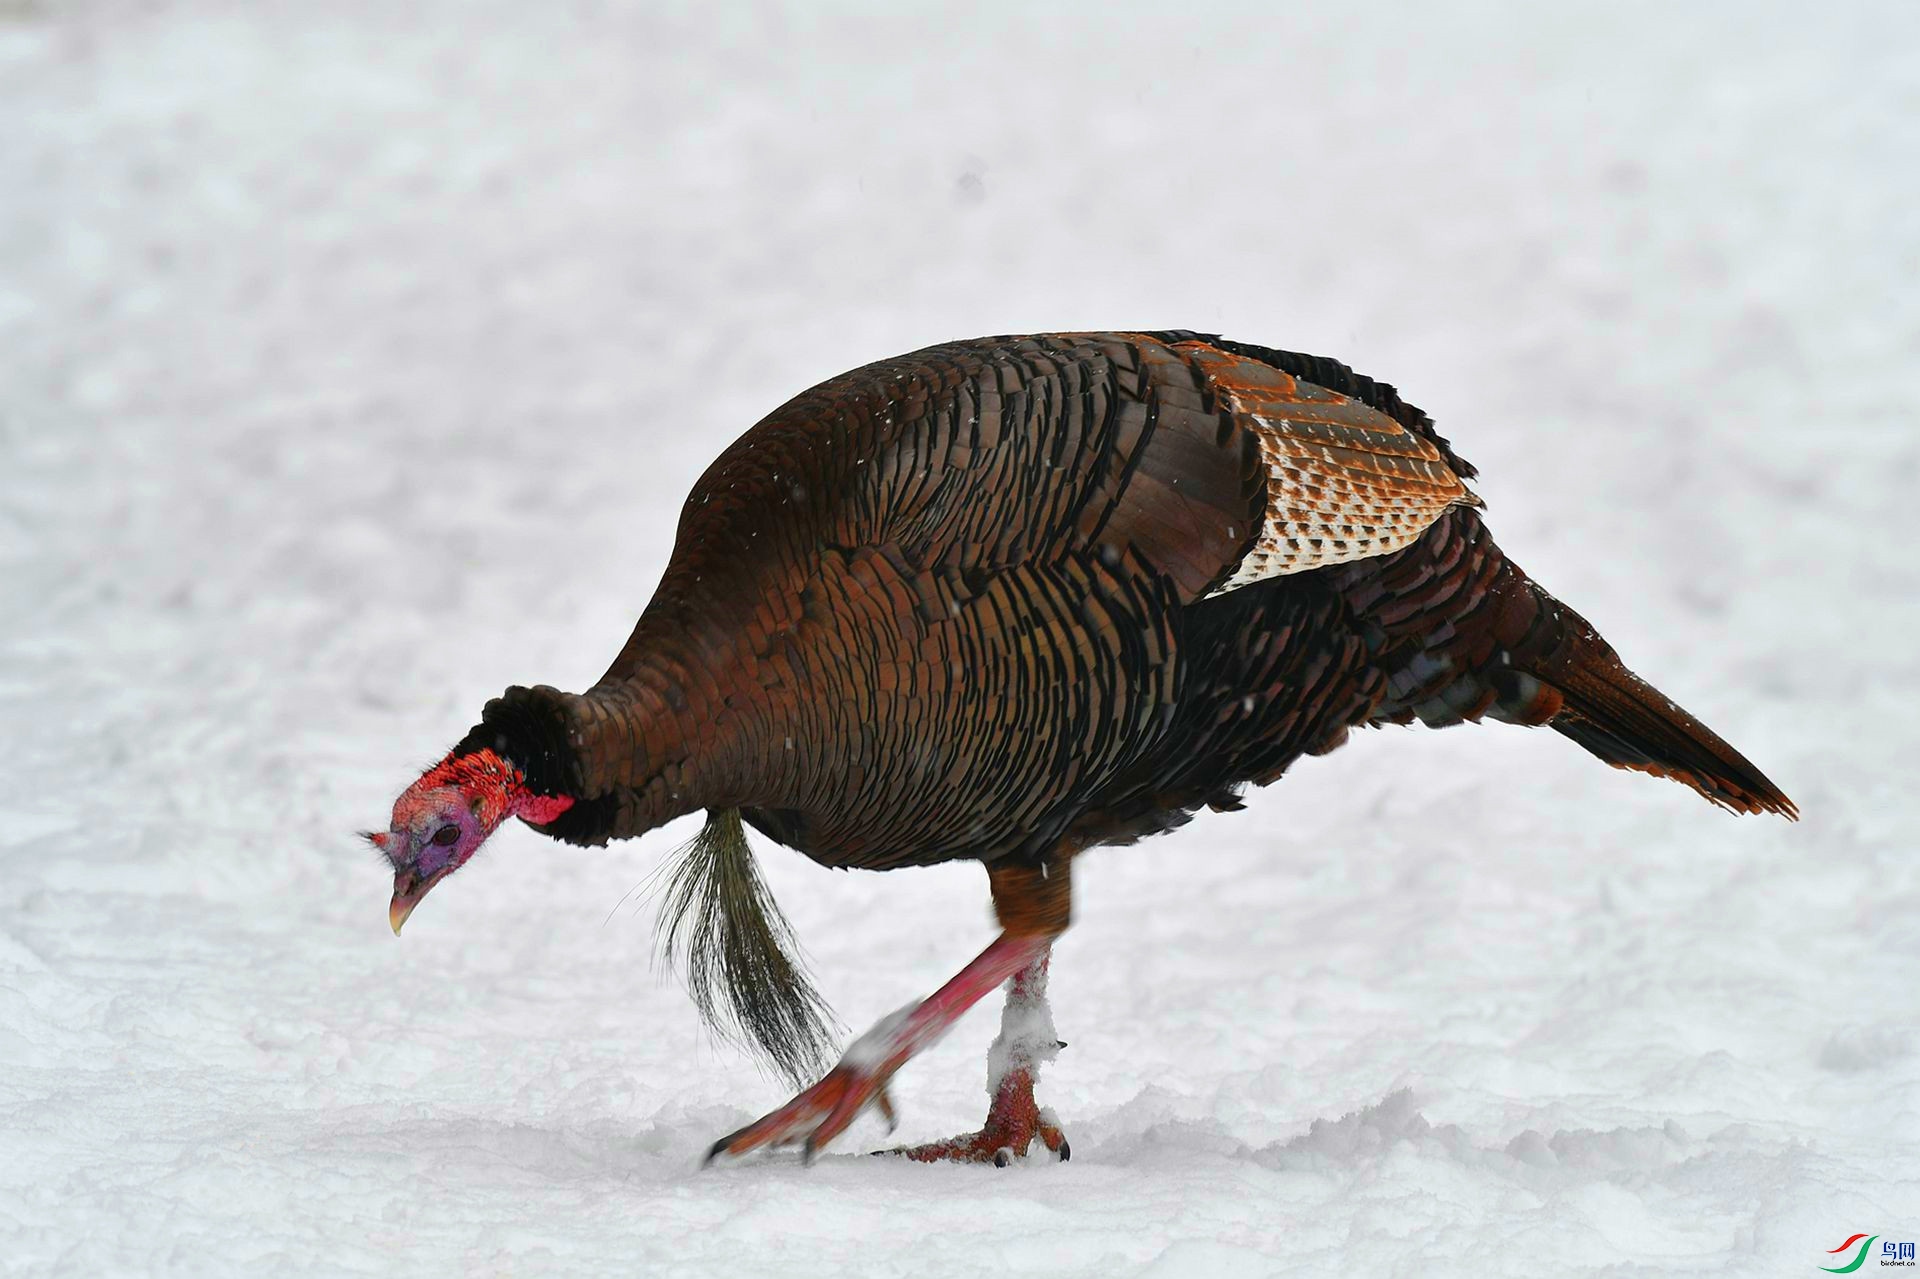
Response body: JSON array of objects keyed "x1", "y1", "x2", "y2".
[
  {"x1": 478, "y1": 330, "x2": 1790, "y2": 869},
  {"x1": 424, "y1": 331, "x2": 1793, "y2": 1105}
]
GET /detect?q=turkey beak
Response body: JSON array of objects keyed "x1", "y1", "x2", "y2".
[{"x1": 388, "y1": 867, "x2": 447, "y2": 936}]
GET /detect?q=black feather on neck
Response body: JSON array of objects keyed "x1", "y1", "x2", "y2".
[
  {"x1": 450, "y1": 685, "x2": 619, "y2": 843},
  {"x1": 452, "y1": 686, "x2": 578, "y2": 793}
]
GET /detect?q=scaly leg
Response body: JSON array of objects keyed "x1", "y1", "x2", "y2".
[
  {"x1": 887, "y1": 952, "x2": 1069, "y2": 1164},
  {"x1": 705, "y1": 858, "x2": 1071, "y2": 1165}
]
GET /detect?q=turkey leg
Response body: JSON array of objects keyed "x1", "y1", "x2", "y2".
[
  {"x1": 705, "y1": 858, "x2": 1071, "y2": 1164},
  {"x1": 885, "y1": 951, "x2": 1069, "y2": 1164}
]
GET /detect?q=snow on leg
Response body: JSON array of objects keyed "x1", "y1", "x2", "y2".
[{"x1": 887, "y1": 951, "x2": 1070, "y2": 1165}]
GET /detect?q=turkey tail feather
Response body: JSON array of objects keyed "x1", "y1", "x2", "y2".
[
  {"x1": 1543, "y1": 641, "x2": 1797, "y2": 819},
  {"x1": 1334, "y1": 511, "x2": 1795, "y2": 821}
]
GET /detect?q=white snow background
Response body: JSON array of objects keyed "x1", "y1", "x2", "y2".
[{"x1": 3, "y1": 2, "x2": 1916, "y2": 1275}]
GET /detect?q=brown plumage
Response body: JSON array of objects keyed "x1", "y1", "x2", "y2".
[{"x1": 372, "y1": 331, "x2": 1794, "y2": 1166}]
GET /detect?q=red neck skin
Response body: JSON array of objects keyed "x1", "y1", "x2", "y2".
[{"x1": 411, "y1": 748, "x2": 576, "y2": 831}]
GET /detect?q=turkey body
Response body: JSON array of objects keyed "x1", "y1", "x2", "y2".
[
  {"x1": 483, "y1": 331, "x2": 1791, "y2": 875},
  {"x1": 406, "y1": 330, "x2": 1792, "y2": 1164}
]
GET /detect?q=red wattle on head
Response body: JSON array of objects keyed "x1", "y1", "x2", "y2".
[{"x1": 514, "y1": 789, "x2": 576, "y2": 826}]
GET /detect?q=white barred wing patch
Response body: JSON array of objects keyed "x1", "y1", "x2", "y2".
[{"x1": 1207, "y1": 407, "x2": 1479, "y2": 597}]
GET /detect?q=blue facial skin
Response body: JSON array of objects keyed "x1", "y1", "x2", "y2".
[
  {"x1": 382, "y1": 796, "x2": 480, "y2": 882},
  {"x1": 412, "y1": 830, "x2": 459, "y2": 879}
]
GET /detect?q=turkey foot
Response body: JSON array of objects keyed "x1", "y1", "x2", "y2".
[
  {"x1": 888, "y1": 1064, "x2": 1069, "y2": 1165},
  {"x1": 885, "y1": 955, "x2": 1068, "y2": 1164},
  {"x1": 705, "y1": 932, "x2": 1051, "y2": 1164}
]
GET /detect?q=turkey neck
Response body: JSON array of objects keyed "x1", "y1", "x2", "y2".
[{"x1": 576, "y1": 606, "x2": 791, "y2": 825}]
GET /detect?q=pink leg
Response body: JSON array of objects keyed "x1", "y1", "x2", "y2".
[
  {"x1": 705, "y1": 931, "x2": 1052, "y2": 1164},
  {"x1": 888, "y1": 952, "x2": 1070, "y2": 1164}
]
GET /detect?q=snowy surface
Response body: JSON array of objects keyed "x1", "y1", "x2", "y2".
[{"x1": 4, "y1": 2, "x2": 1917, "y2": 1275}]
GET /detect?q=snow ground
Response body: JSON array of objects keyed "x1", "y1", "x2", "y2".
[{"x1": 3, "y1": 1, "x2": 1917, "y2": 1274}]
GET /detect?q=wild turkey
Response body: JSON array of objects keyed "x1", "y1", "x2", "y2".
[{"x1": 369, "y1": 331, "x2": 1795, "y2": 1165}]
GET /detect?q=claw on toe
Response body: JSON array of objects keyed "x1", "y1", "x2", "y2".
[
  {"x1": 703, "y1": 1067, "x2": 901, "y2": 1166},
  {"x1": 884, "y1": 1114, "x2": 1070, "y2": 1165},
  {"x1": 879, "y1": 1066, "x2": 1069, "y2": 1166}
]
